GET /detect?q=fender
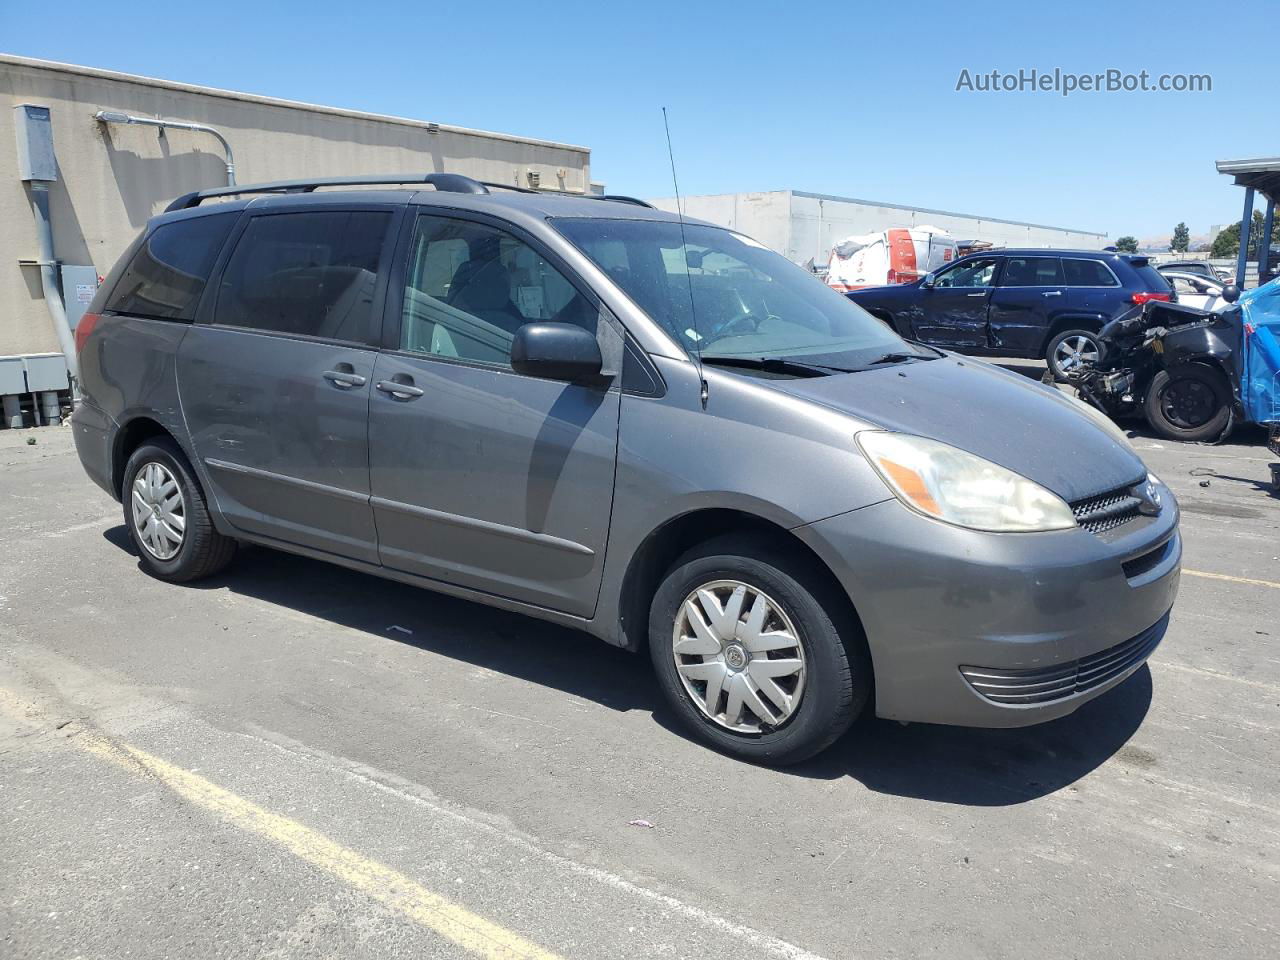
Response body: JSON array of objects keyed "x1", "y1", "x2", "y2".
[{"x1": 1039, "y1": 313, "x2": 1110, "y2": 354}]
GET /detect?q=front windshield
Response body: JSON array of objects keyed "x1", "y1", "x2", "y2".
[{"x1": 553, "y1": 217, "x2": 912, "y2": 367}]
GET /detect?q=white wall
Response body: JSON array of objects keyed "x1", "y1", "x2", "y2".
[
  {"x1": 652, "y1": 190, "x2": 1108, "y2": 267},
  {"x1": 0, "y1": 55, "x2": 591, "y2": 357}
]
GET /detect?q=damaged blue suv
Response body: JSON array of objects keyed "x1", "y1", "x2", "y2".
[{"x1": 848, "y1": 249, "x2": 1175, "y2": 381}]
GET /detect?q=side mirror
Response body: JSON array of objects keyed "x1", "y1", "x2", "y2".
[
  {"x1": 920, "y1": 273, "x2": 935, "y2": 289},
  {"x1": 1221, "y1": 283, "x2": 1241, "y2": 304},
  {"x1": 511, "y1": 323, "x2": 606, "y2": 384}
]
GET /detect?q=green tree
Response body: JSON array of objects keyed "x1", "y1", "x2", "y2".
[
  {"x1": 1211, "y1": 211, "x2": 1278, "y2": 259},
  {"x1": 1171, "y1": 222, "x2": 1190, "y2": 253},
  {"x1": 1115, "y1": 236, "x2": 1139, "y2": 253}
]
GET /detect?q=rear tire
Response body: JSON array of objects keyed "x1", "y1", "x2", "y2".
[
  {"x1": 1046, "y1": 328, "x2": 1103, "y2": 383},
  {"x1": 648, "y1": 535, "x2": 870, "y2": 765},
  {"x1": 1144, "y1": 365, "x2": 1232, "y2": 442},
  {"x1": 122, "y1": 437, "x2": 236, "y2": 582}
]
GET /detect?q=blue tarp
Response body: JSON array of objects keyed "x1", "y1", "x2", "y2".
[{"x1": 1240, "y1": 277, "x2": 1280, "y2": 425}]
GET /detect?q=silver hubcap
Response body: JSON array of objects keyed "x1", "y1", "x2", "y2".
[
  {"x1": 672, "y1": 580, "x2": 807, "y2": 734},
  {"x1": 130, "y1": 461, "x2": 185, "y2": 561},
  {"x1": 1054, "y1": 335, "x2": 1100, "y2": 376}
]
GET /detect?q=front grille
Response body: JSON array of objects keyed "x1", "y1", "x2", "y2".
[
  {"x1": 960, "y1": 614, "x2": 1167, "y2": 706},
  {"x1": 1070, "y1": 486, "x2": 1143, "y2": 534}
]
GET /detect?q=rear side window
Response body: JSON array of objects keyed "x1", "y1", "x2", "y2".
[
  {"x1": 105, "y1": 213, "x2": 236, "y2": 320},
  {"x1": 213, "y1": 211, "x2": 391, "y2": 343},
  {"x1": 1000, "y1": 257, "x2": 1064, "y2": 286},
  {"x1": 1129, "y1": 262, "x2": 1173, "y2": 293},
  {"x1": 1062, "y1": 258, "x2": 1120, "y2": 287}
]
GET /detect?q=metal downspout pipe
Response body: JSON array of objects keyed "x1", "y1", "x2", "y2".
[
  {"x1": 94, "y1": 111, "x2": 236, "y2": 186},
  {"x1": 27, "y1": 181, "x2": 79, "y2": 394}
]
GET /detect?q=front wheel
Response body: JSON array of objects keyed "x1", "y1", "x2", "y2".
[
  {"x1": 1046, "y1": 329, "x2": 1103, "y2": 383},
  {"x1": 1144, "y1": 365, "x2": 1232, "y2": 442},
  {"x1": 648, "y1": 536, "x2": 870, "y2": 765}
]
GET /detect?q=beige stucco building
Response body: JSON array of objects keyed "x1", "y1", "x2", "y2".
[{"x1": 0, "y1": 54, "x2": 591, "y2": 378}]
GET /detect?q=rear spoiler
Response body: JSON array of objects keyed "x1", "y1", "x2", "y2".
[{"x1": 1122, "y1": 255, "x2": 1151, "y2": 267}]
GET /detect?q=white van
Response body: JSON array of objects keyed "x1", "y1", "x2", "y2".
[{"x1": 826, "y1": 226, "x2": 958, "y2": 292}]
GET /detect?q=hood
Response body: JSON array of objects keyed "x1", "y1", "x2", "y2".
[{"x1": 772, "y1": 356, "x2": 1146, "y2": 503}]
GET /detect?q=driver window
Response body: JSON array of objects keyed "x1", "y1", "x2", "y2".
[
  {"x1": 401, "y1": 215, "x2": 596, "y2": 367},
  {"x1": 933, "y1": 258, "x2": 997, "y2": 288}
]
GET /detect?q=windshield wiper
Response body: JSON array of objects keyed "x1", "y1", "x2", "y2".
[
  {"x1": 864, "y1": 350, "x2": 932, "y2": 366},
  {"x1": 700, "y1": 356, "x2": 852, "y2": 378}
]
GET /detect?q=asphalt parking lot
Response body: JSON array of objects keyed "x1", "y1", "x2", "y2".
[{"x1": 2, "y1": 390, "x2": 1277, "y2": 959}]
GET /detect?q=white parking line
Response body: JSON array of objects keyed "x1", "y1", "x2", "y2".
[{"x1": 238, "y1": 728, "x2": 836, "y2": 960}]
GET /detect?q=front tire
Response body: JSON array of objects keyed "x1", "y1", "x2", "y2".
[
  {"x1": 648, "y1": 536, "x2": 869, "y2": 765},
  {"x1": 122, "y1": 437, "x2": 236, "y2": 582},
  {"x1": 1046, "y1": 328, "x2": 1103, "y2": 382},
  {"x1": 1144, "y1": 365, "x2": 1232, "y2": 442}
]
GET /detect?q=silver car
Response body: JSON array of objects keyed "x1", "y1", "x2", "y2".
[{"x1": 71, "y1": 174, "x2": 1181, "y2": 764}]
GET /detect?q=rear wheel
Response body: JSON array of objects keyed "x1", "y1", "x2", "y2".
[
  {"x1": 122, "y1": 437, "x2": 237, "y2": 582},
  {"x1": 1144, "y1": 365, "x2": 1232, "y2": 442},
  {"x1": 648, "y1": 535, "x2": 870, "y2": 765},
  {"x1": 1046, "y1": 328, "x2": 1103, "y2": 382}
]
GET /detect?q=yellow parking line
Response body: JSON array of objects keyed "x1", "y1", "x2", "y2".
[
  {"x1": 1183, "y1": 569, "x2": 1280, "y2": 590},
  {"x1": 65, "y1": 727, "x2": 564, "y2": 960}
]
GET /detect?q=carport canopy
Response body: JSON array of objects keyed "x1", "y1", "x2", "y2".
[{"x1": 1216, "y1": 157, "x2": 1279, "y2": 286}]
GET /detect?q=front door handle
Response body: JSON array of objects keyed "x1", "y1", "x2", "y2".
[
  {"x1": 376, "y1": 379, "x2": 425, "y2": 399},
  {"x1": 1042, "y1": 290, "x2": 1063, "y2": 298},
  {"x1": 323, "y1": 368, "x2": 367, "y2": 388},
  {"x1": 965, "y1": 292, "x2": 987, "y2": 298}
]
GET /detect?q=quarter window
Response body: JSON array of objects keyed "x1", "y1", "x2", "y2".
[
  {"x1": 933, "y1": 258, "x2": 997, "y2": 288},
  {"x1": 1062, "y1": 258, "x2": 1120, "y2": 287},
  {"x1": 400, "y1": 215, "x2": 596, "y2": 367},
  {"x1": 213, "y1": 211, "x2": 391, "y2": 342},
  {"x1": 1169, "y1": 276, "x2": 1205, "y2": 296},
  {"x1": 105, "y1": 213, "x2": 237, "y2": 321},
  {"x1": 1000, "y1": 257, "x2": 1065, "y2": 286}
]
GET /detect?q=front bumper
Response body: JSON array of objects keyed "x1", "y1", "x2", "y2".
[{"x1": 795, "y1": 483, "x2": 1180, "y2": 727}]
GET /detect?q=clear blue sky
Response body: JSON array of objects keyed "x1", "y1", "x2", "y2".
[{"x1": 3, "y1": 0, "x2": 1272, "y2": 242}]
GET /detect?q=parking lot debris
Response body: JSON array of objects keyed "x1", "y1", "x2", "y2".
[
  {"x1": 386, "y1": 625, "x2": 414, "y2": 636},
  {"x1": 627, "y1": 819, "x2": 655, "y2": 829}
]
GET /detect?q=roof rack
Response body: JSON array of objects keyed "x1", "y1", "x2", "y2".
[
  {"x1": 165, "y1": 172, "x2": 658, "y2": 213},
  {"x1": 478, "y1": 181, "x2": 655, "y2": 208},
  {"x1": 597, "y1": 195, "x2": 655, "y2": 209},
  {"x1": 164, "y1": 173, "x2": 490, "y2": 212}
]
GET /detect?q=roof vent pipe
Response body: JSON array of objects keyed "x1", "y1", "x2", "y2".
[{"x1": 95, "y1": 110, "x2": 236, "y2": 185}]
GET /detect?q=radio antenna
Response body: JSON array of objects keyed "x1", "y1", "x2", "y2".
[{"x1": 662, "y1": 107, "x2": 708, "y2": 408}]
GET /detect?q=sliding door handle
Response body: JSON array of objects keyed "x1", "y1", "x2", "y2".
[{"x1": 323, "y1": 369, "x2": 367, "y2": 388}]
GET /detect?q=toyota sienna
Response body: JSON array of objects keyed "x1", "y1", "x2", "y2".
[{"x1": 72, "y1": 173, "x2": 1181, "y2": 764}]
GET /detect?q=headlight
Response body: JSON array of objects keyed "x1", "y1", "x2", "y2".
[{"x1": 857, "y1": 432, "x2": 1077, "y2": 532}]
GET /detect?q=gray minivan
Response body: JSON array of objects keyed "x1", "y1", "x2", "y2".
[{"x1": 72, "y1": 173, "x2": 1181, "y2": 764}]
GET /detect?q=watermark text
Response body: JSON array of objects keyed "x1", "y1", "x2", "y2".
[{"x1": 955, "y1": 68, "x2": 1211, "y2": 96}]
